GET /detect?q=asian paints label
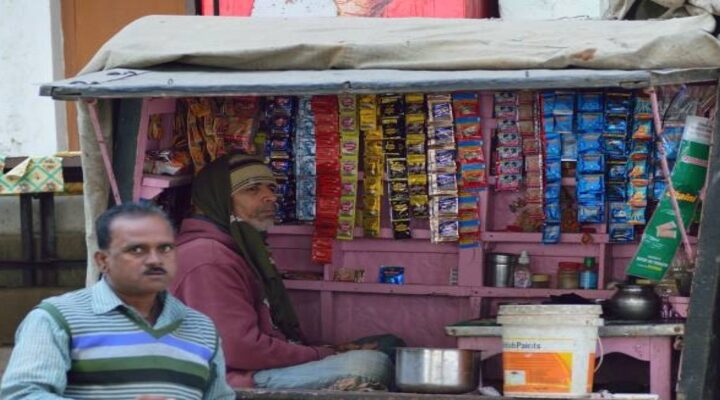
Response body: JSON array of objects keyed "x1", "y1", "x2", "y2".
[
  {"x1": 502, "y1": 337, "x2": 595, "y2": 394},
  {"x1": 499, "y1": 305, "x2": 602, "y2": 398},
  {"x1": 627, "y1": 116, "x2": 711, "y2": 281}
]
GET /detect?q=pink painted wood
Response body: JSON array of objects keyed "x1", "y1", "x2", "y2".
[
  {"x1": 269, "y1": 225, "x2": 434, "y2": 241},
  {"x1": 139, "y1": 175, "x2": 193, "y2": 199},
  {"x1": 284, "y1": 280, "x2": 470, "y2": 296},
  {"x1": 456, "y1": 335, "x2": 674, "y2": 400},
  {"x1": 598, "y1": 242, "x2": 608, "y2": 289},
  {"x1": 86, "y1": 100, "x2": 122, "y2": 205},
  {"x1": 133, "y1": 98, "x2": 177, "y2": 201},
  {"x1": 481, "y1": 231, "x2": 608, "y2": 243},
  {"x1": 649, "y1": 337, "x2": 673, "y2": 400},
  {"x1": 458, "y1": 247, "x2": 483, "y2": 286},
  {"x1": 132, "y1": 100, "x2": 151, "y2": 202}
]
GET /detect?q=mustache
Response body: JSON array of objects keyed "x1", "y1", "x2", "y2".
[{"x1": 143, "y1": 266, "x2": 167, "y2": 274}]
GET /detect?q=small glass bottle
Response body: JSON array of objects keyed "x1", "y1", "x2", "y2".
[
  {"x1": 579, "y1": 257, "x2": 598, "y2": 289},
  {"x1": 513, "y1": 251, "x2": 532, "y2": 288}
]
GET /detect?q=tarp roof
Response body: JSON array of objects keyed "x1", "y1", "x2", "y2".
[
  {"x1": 41, "y1": 14, "x2": 720, "y2": 285},
  {"x1": 78, "y1": 14, "x2": 720, "y2": 72}
]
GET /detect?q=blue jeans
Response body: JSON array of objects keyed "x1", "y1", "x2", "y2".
[{"x1": 253, "y1": 350, "x2": 393, "y2": 390}]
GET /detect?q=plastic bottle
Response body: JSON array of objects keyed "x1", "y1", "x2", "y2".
[
  {"x1": 557, "y1": 262, "x2": 580, "y2": 289},
  {"x1": 579, "y1": 257, "x2": 598, "y2": 289},
  {"x1": 513, "y1": 251, "x2": 532, "y2": 288}
]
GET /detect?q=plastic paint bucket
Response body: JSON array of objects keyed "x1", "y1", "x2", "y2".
[{"x1": 498, "y1": 304, "x2": 603, "y2": 398}]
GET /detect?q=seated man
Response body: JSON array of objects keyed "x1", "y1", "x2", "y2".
[
  {"x1": 171, "y1": 153, "x2": 402, "y2": 390},
  {"x1": 1, "y1": 203, "x2": 235, "y2": 400}
]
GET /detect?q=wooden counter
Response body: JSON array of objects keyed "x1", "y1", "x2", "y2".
[
  {"x1": 235, "y1": 388, "x2": 659, "y2": 399},
  {"x1": 445, "y1": 321, "x2": 683, "y2": 400}
]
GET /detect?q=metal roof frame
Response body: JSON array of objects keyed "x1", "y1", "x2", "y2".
[{"x1": 40, "y1": 67, "x2": 720, "y2": 100}]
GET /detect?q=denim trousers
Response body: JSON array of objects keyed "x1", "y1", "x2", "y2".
[{"x1": 253, "y1": 349, "x2": 393, "y2": 390}]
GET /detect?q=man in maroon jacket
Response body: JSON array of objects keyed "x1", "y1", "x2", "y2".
[{"x1": 171, "y1": 153, "x2": 397, "y2": 389}]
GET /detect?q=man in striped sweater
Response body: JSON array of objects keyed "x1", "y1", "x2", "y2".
[{"x1": 0, "y1": 202, "x2": 236, "y2": 400}]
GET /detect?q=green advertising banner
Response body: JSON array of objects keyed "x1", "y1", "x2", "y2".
[{"x1": 626, "y1": 116, "x2": 712, "y2": 281}]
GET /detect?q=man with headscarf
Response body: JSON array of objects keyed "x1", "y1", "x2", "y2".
[{"x1": 171, "y1": 153, "x2": 398, "y2": 390}]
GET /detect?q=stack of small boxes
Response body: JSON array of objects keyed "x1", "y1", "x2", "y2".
[
  {"x1": 337, "y1": 95, "x2": 360, "y2": 240},
  {"x1": 427, "y1": 94, "x2": 460, "y2": 243},
  {"x1": 521, "y1": 92, "x2": 544, "y2": 222},
  {"x1": 295, "y1": 97, "x2": 316, "y2": 222},
  {"x1": 575, "y1": 91, "x2": 606, "y2": 226},
  {"x1": 359, "y1": 95, "x2": 384, "y2": 238},
  {"x1": 405, "y1": 94, "x2": 430, "y2": 220},
  {"x1": 539, "y1": 91, "x2": 568, "y2": 243},
  {"x1": 265, "y1": 97, "x2": 297, "y2": 224},
  {"x1": 494, "y1": 92, "x2": 523, "y2": 192},
  {"x1": 605, "y1": 91, "x2": 634, "y2": 242},
  {"x1": 453, "y1": 92, "x2": 483, "y2": 248},
  {"x1": 626, "y1": 94, "x2": 654, "y2": 226},
  {"x1": 311, "y1": 96, "x2": 341, "y2": 263},
  {"x1": 381, "y1": 94, "x2": 412, "y2": 239},
  {"x1": 650, "y1": 94, "x2": 689, "y2": 202}
]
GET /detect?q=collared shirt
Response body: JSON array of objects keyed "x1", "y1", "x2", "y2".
[{"x1": 0, "y1": 279, "x2": 236, "y2": 400}]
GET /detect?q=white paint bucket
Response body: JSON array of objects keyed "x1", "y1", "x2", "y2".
[{"x1": 497, "y1": 304, "x2": 603, "y2": 398}]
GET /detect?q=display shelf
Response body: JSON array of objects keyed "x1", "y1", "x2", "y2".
[
  {"x1": 142, "y1": 174, "x2": 192, "y2": 188},
  {"x1": 283, "y1": 279, "x2": 470, "y2": 297},
  {"x1": 474, "y1": 287, "x2": 613, "y2": 299},
  {"x1": 268, "y1": 225, "x2": 315, "y2": 235},
  {"x1": 139, "y1": 174, "x2": 192, "y2": 199},
  {"x1": 126, "y1": 89, "x2": 703, "y2": 353},
  {"x1": 481, "y1": 231, "x2": 608, "y2": 244},
  {"x1": 488, "y1": 176, "x2": 576, "y2": 187},
  {"x1": 284, "y1": 279, "x2": 612, "y2": 299},
  {"x1": 269, "y1": 225, "x2": 432, "y2": 240}
]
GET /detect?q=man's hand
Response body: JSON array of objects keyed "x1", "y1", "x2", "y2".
[{"x1": 333, "y1": 341, "x2": 379, "y2": 353}]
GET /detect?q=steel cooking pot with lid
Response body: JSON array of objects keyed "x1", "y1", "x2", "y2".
[
  {"x1": 395, "y1": 347, "x2": 479, "y2": 394},
  {"x1": 606, "y1": 283, "x2": 661, "y2": 320}
]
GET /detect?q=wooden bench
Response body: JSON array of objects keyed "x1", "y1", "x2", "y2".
[{"x1": 234, "y1": 388, "x2": 601, "y2": 400}]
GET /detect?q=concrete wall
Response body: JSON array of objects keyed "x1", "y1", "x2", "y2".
[
  {"x1": 0, "y1": 1, "x2": 85, "y2": 288},
  {"x1": 0, "y1": 0, "x2": 67, "y2": 156},
  {"x1": 0, "y1": 0, "x2": 82, "y2": 236}
]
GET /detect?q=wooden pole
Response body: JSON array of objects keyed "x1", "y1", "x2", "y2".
[{"x1": 677, "y1": 81, "x2": 720, "y2": 400}]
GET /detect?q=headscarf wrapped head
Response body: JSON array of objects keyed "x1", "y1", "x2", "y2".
[{"x1": 190, "y1": 153, "x2": 303, "y2": 342}]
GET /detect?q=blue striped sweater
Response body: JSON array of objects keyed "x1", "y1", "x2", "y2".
[{"x1": 0, "y1": 279, "x2": 236, "y2": 400}]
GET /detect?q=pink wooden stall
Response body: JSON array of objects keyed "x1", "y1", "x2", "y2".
[{"x1": 132, "y1": 92, "x2": 694, "y2": 395}]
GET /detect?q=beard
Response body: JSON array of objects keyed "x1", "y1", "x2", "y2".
[
  {"x1": 245, "y1": 206, "x2": 276, "y2": 232},
  {"x1": 246, "y1": 215, "x2": 275, "y2": 232}
]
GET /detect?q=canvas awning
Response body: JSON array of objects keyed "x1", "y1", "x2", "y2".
[
  {"x1": 41, "y1": 67, "x2": 720, "y2": 100},
  {"x1": 37, "y1": 14, "x2": 720, "y2": 286}
]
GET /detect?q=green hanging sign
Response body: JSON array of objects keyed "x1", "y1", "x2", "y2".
[{"x1": 626, "y1": 116, "x2": 712, "y2": 281}]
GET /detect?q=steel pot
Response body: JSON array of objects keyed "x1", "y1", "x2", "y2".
[
  {"x1": 485, "y1": 253, "x2": 516, "y2": 287},
  {"x1": 606, "y1": 284, "x2": 661, "y2": 320},
  {"x1": 395, "y1": 347, "x2": 479, "y2": 394}
]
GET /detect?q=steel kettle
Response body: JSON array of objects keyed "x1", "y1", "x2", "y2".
[{"x1": 606, "y1": 284, "x2": 661, "y2": 321}]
